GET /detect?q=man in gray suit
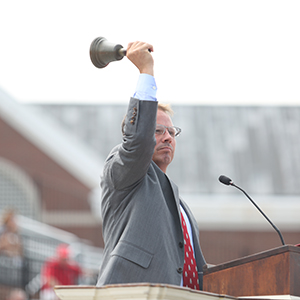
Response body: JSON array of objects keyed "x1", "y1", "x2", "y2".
[{"x1": 97, "y1": 41, "x2": 206, "y2": 289}]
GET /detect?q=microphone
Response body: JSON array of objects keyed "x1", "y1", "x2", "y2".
[{"x1": 218, "y1": 175, "x2": 285, "y2": 246}]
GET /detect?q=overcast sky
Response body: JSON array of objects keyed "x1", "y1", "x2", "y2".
[{"x1": 1, "y1": 0, "x2": 299, "y2": 105}]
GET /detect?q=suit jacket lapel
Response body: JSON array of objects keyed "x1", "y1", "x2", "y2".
[{"x1": 165, "y1": 174, "x2": 181, "y2": 220}]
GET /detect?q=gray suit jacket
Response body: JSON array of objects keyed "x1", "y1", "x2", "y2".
[{"x1": 97, "y1": 98, "x2": 206, "y2": 289}]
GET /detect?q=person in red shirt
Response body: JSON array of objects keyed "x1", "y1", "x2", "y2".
[{"x1": 40, "y1": 244, "x2": 82, "y2": 300}]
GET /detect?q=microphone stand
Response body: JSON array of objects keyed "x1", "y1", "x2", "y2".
[
  {"x1": 219, "y1": 175, "x2": 285, "y2": 246},
  {"x1": 231, "y1": 182, "x2": 285, "y2": 246}
]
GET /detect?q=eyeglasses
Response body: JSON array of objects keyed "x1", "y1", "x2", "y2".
[{"x1": 155, "y1": 124, "x2": 181, "y2": 138}]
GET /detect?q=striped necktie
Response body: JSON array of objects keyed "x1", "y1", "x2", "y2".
[{"x1": 181, "y1": 211, "x2": 199, "y2": 290}]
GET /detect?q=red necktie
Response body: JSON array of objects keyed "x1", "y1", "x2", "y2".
[{"x1": 181, "y1": 212, "x2": 199, "y2": 290}]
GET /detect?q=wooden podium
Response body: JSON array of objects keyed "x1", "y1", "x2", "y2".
[
  {"x1": 203, "y1": 245, "x2": 300, "y2": 298},
  {"x1": 54, "y1": 245, "x2": 300, "y2": 300}
]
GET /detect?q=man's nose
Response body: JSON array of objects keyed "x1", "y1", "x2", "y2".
[{"x1": 162, "y1": 129, "x2": 173, "y2": 141}]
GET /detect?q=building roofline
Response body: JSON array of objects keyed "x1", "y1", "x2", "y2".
[{"x1": 0, "y1": 87, "x2": 103, "y2": 189}]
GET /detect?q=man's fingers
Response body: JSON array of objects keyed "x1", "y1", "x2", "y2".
[
  {"x1": 126, "y1": 41, "x2": 154, "y2": 75},
  {"x1": 127, "y1": 41, "x2": 154, "y2": 54}
]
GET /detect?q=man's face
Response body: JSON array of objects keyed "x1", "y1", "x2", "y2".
[{"x1": 152, "y1": 109, "x2": 176, "y2": 173}]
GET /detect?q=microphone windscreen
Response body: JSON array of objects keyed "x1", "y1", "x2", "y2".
[{"x1": 219, "y1": 175, "x2": 232, "y2": 185}]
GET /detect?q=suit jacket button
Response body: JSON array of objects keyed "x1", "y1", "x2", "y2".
[
  {"x1": 179, "y1": 241, "x2": 184, "y2": 248},
  {"x1": 177, "y1": 267, "x2": 183, "y2": 274}
]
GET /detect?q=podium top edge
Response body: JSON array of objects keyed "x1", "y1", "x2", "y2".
[
  {"x1": 204, "y1": 245, "x2": 300, "y2": 274},
  {"x1": 54, "y1": 283, "x2": 238, "y2": 299}
]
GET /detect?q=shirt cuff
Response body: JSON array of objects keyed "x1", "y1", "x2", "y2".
[{"x1": 133, "y1": 74, "x2": 157, "y2": 101}]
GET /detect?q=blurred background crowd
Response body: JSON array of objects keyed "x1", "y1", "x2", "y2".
[{"x1": 0, "y1": 208, "x2": 100, "y2": 300}]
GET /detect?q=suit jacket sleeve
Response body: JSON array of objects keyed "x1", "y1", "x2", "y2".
[{"x1": 102, "y1": 98, "x2": 158, "y2": 191}]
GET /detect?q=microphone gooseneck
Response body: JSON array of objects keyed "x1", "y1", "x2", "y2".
[{"x1": 218, "y1": 175, "x2": 285, "y2": 246}]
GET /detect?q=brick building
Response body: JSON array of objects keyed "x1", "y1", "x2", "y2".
[
  {"x1": 0, "y1": 87, "x2": 104, "y2": 248},
  {"x1": 1, "y1": 84, "x2": 300, "y2": 266},
  {"x1": 33, "y1": 103, "x2": 300, "y2": 265}
]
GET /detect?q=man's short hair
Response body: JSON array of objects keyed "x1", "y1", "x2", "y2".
[
  {"x1": 157, "y1": 103, "x2": 174, "y2": 117},
  {"x1": 121, "y1": 102, "x2": 173, "y2": 135}
]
